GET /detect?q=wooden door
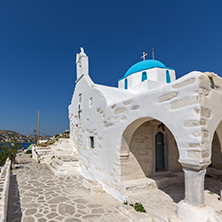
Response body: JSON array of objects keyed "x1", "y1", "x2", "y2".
[{"x1": 155, "y1": 132, "x2": 165, "y2": 170}]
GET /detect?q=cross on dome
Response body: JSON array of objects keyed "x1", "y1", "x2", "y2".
[{"x1": 141, "y1": 52, "x2": 147, "y2": 61}]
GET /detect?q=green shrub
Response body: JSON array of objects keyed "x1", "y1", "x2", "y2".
[
  {"x1": 0, "y1": 143, "x2": 20, "y2": 165},
  {"x1": 134, "y1": 202, "x2": 146, "y2": 213},
  {"x1": 25, "y1": 150, "x2": 32, "y2": 154},
  {"x1": 123, "y1": 201, "x2": 146, "y2": 213}
]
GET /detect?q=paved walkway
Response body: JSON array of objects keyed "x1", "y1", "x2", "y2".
[{"x1": 7, "y1": 152, "x2": 131, "y2": 222}]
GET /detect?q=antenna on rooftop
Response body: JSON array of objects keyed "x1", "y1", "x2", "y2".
[
  {"x1": 152, "y1": 48, "x2": 155, "y2": 60},
  {"x1": 141, "y1": 52, "x2": 147, "y2": 61}
]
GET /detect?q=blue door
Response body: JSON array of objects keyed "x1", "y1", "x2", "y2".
[{"x1": 155, "y1": 132, "x2": 165, "y2": 170}]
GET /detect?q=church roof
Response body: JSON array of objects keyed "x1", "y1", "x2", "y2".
[{"x1": 123, "y1": 59, "x2": 166, "y2": 78}]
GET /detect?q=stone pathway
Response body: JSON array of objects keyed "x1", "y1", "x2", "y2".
[{"x1": 7, "y1": 152, "x2": 131, "y2": 222}]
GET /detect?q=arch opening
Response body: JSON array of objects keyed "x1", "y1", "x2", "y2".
[
  {"x1": 120, "y1": 118, "x2": 182, "y2": 182},
  {"x1": 141, "y1": 71, "x2": 147, "y2": 82},
  {"x1": 205, "y1": 121, "x2": 222, "y2": 197},
  {"x1": 166, "y1": 70, "x2": 171, "y2": 83},
  {"x1": 124, "y1": 78, "x2": 128, "y2": 89}
]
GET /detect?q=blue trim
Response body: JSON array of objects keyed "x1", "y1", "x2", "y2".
[{"x1": 141, "y1": 71, "x2": 147, "y2": 82}]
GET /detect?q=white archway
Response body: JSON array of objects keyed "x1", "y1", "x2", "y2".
[{"x1": 120, "y1": 117, "x2": 181, "y2": 182}]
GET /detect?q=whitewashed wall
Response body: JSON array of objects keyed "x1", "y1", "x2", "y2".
[{"x1": 68, "y1": 70, "x2": 219, "y2": 201}]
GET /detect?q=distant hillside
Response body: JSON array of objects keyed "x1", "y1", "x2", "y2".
[
  {"x1": 0, "y1": 130, "x2": 52, "y2": 143},
  {"x1": 0, "y1": 130, "x2": 23, "y2": 137}
]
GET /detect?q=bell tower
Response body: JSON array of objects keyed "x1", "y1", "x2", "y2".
[{"x1": 76, "y1": 47, "x2": 89, "y2": 80}]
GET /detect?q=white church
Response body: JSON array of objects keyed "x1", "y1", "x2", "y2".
[{"x1": 68, "y1": 48, "x2": 222, "y2": 221}]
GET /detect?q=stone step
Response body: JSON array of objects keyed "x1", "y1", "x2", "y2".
[
  {"x1": 123, "y1": 178, "x2": 157, "y2": 195},
  {"x1": 34, "y1": 149, "x2": 52, "y2": 153},
  {"x1": 55, "y1": 151, "x2": 74, "y2": 156},
  {"x1": 49, "y1": 163, "x2": 66, "y2": 175},
  {"x1": 49, "y1": 165, "x2": 80, "y2": 176},
  {"x1": 51, "y1": 160, "x2": 62, "y2": 170},
  {"x1": 34, "y1": 146, "x2": 51, "y2": 150},
  {"x1": 116, "y1": 205, "x2": 152, "y2": 222},
  {"x1": 53, "y1": 158, "x2": 79, "y2": 168},
  {"x1": 126, "y1": 190, "x2": 180, "y2": 222},
  {"x1": 151, "y1": 171, "x2": 184, "y2": 189},
  {"x1": 62, "y1": 144, "x2": 74, "y2": 148},
  {"x1": 57, "y1": 155, "x2": 79, "y2": 161},
  {"x1": 35, "y1": 150, "x2": 53, "y2": 155},
  {"x1": 82, "y1": 178, "x2": 103, "y2": 193},
  {"x1": 56, "y1": 148, "x2": 74, "y2": 151},
  {"x1": 49, "y1": 159, "x2": 80, "y2": 176},
  {"x1": 55, "y1": 156, "x2": 79, "y2": 165}
]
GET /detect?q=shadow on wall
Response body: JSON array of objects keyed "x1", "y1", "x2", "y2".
[
  {"x1": 206, "y1": 131, "x2": 222, "y2": 197},
  {"x1": 7, "y1": 175, "x2": 22, "y2": 221}
]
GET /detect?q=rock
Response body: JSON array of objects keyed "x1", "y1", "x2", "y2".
[
  {"x1": 48, "y1": 196, "x2": 69, "y2": 204},
  {"x1": 25, "y1": 208, "x2": 37, "y2": 216},
  {"x1": 58, "y1": 203, "x2": 75, "y2": 216}
]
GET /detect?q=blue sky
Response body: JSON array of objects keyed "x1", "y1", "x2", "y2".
[{"x1": 0, "y1": 0, "x2": 222, "y2": 135}]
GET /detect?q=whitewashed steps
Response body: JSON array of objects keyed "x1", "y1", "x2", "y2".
[
  {"x1": 34, "y1": 138, "x2": 79, "y2": 175},
  {"x1": 34, "y1": 146, "x2": 53, "y2": 163},
  {"x1": 48, "y1": 155, "x2": 80, "y2": 176}
]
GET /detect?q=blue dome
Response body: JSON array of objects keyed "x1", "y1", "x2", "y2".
[{"x1": 123, "y1": 59, "x2": 166, "y2": 78}]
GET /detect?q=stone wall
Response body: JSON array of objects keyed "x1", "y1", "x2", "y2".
[
  {"x1": 0, "y1": 158, "x2": 11, "y2": 222},
  {"x1": 211, "y1": 132, "x2": 222, "y2": 169},
  {"x1": 130, "y1": 121, "x2": 153, "y2": 177}
]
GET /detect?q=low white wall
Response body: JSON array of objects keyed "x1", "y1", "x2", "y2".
[
  {"x1": 32, "y1": 146, "x2": 39, "y2": 162},
  {"x1": 0, "y1": 158, "x2": 11, "y2": 222}
]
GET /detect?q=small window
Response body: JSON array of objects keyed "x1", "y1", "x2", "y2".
[
  {"x1": 89, "y1": 97, "x2": 93, "y2": 108},
  {"x1": 78, "y1": 104, "x2": 81, "y2": 119},
  {"x1": 124, "y1": 78, "x2": 128, "y2": 89},
  {"x1": 89, "y1": 136, "x2": 94, "y2": 149},
  {"x1": 166, "y1": 70, "x2": 171, "y2": 83},
  {"x1": 79, "y1": 93, "x2": 82, "y2": 103},
  {"x1": 141, "y1": 71, "x2": 147, "y2": 82}
]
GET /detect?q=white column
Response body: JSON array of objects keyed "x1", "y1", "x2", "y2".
[{"x1": 183, "y1": 168, "x2": 206, "y2": 207}]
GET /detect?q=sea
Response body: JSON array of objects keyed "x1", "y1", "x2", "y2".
[
  {"x1": 0, "y1": 143, "x2": 34, "y2": 150},
  {"x1": 18, "y1": 143, "x2": 34, "y2": 150}
]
